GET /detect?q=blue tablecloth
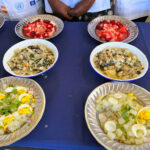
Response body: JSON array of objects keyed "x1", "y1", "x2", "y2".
[{"x1": 0, "y1": 22, "x2": 150, "y2": 150}]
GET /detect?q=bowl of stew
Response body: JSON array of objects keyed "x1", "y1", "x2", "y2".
[
  {"x1": 3, "y1": 39, "x2": 59, "y2": 78},
  {"x1": 90, "y1": 42, "x2": 148, "y2": 82}
]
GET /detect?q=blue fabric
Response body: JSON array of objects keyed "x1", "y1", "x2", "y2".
[{"x1": 0, "y1": 22, "x2": 150, "y2": 150}]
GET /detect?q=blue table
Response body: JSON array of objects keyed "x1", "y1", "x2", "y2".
[{"x1": 0, "y1": 21, "x2": 150, "y2": 150}]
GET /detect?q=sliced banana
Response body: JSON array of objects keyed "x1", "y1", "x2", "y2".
[
  {"x1": 104, "y1": 121, "x2": 116, "y2": 132},
  {"x1": 132, "y1": 124, "x2": 147, "y2": 138}
]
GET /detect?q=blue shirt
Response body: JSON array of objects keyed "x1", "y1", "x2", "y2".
[{"x1": 44, "y1": 0, "x2": 111, "y2": 13}]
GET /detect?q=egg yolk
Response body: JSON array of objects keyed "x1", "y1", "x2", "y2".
[
  {"x1": 0, "y1": 94, "x2": 5, "y2": 100},
  {"x1": 18, "y1": 107, "x2": 31, "y2": 114},
  {"x1": 21, "y1": 96, "x2": 30, "y2": 103},
  {"x1": 139, "y1": 110, "x2": 150, "y2": 120},
  {"x1": 18, "y1": 89, "x2": 26, "y2": 94},
  {"x1": 2, "y1": 116, "x2": 14, "y2": 130}
]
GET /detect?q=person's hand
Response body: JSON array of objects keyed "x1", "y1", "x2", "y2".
[
  {"x1": 68, "y1": 0, "x2": 95, "y2": 17},
  {"x1": 48, "y1": 0, "x2": 72, "y2": 20}
]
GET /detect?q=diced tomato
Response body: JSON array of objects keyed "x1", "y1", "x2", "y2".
[
  {"x1": 119, "y1": 25, "x2": 127, "y2": 33},
  {"x1": 30, "y1": 31, "x2": 36, "y2": 38},
  {"x1": 95, "y1": 19, "x2": 130, "y2": 42},
  {"x1": 43, "y1": 20, "x2": 50, "y2": 24},
  {"x1": 22, "y1": 19, "x2": 57, "y2": 39}
]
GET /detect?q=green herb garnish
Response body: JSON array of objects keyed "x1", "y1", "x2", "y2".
[
  {"x1": 12, "y1": 89, "x2": 17, "y2": 94},
  {"x1": 9, "y1": 84, "x2": 14, "y2": 87},
  {"x1": 121, "y1": 112, "x2": 129, "y2": 119}
]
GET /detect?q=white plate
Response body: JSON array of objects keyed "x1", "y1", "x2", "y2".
[
  {"x1": 15, "y1": 14, "x2": 64, "y2": 40},
  {"x1": 88, "y1": 15, "x2": 139, "y2": 43},
  {"x1": 85, "y1": 82, "x2": 150, "y2": 150},
  {"x1": 0, "y1": 76, "x2": 45, "y2": 146},
  {"x1": 3, "y1": 39, "x2": 59, "y2": 78},
  {"x1": 90, "y1": 42, "x2": 148, "y2": 82}
]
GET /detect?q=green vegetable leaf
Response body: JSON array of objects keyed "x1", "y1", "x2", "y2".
[
  {"x1": 12, "y1": 89, "x2": 17, "y2": 94},
  {"x1": 125, "y1": 104, "x2": 131, "y2": 111},
  {"x1": 5, "y1": 111, "x2": 10, "y2": 116},
  {"x1": 122, "y1": 112, "x2": 129, "y2": 119},
  {"x1": 9, "y1": 84, "x2": 14, "y2": 87},
  {"x1": 121, "y1": 128, "x2": 127, "y2": 136},
  {"x1": 14, "y1": 100, "x2": 21, "y2": 107},
  {"x1": 5, "y1": 93, "x2": 10, "y2": 98},
  {"x1": 116, "y1": 124, "x2": 122, "y2": 129},
  {"x1": 0, "y1": 102, "x2": 3, "y2": 106},
  {"x1": 4, "y1": 98, "x2": 12, "y2": 104},
  {"x1": 124, "y1": 120, "x2": 129, "y2": 124}
]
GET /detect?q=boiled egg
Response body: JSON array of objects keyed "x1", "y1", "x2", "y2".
[
  {"x1": 19, "y1": 93, "x2": 31, "y2": 103},
  {"x1": 0, "y1": 115, "x2": 14, "y2": 129},
  {"x1": 104, "y1": 121, "x2": 116, "y2": 132},
  {"x1": 132, "y1": 124, "x2": 147, "y2": 138},
  {"x1": 108, "y1": 97, "x2": 118, "y2": 105},
  {"x1": 113, "y1": 92, "x2": 123, "y2": 99},
  {"x1": 137, "y1": 106, "x2": 150, "y2": 121},
  {"x1": 0, "y1": 116, "x2": 5, "y2": 126},
  {"x1": 5, "y1": 87, "x2": 14, "y2": 93},
  {"x1": 18, "y1": 104, "x2": 32, "y2": 114},
  {"x1": 16, "y1": 86, "x2": 27, "y2": 94}
]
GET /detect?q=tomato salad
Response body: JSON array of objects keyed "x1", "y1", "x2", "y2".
[
  {"x1": 23, "y1": 19, "x2": 57, "y2": 39},
  {"x1": 95, "y1": 20, "x2": 130, "y2": 42}
]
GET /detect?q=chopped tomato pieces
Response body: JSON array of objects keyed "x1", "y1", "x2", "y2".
[
  {"x1": 95, "y1": 20, "x2": 130, "y2": 42},
  {"x1": 22, "y1": 19, "x2": 57, "y2": 39}
]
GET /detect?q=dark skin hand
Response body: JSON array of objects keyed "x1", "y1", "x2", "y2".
[
  {"x1": 48, "y1": 0, "x2": 72, "y2": 20},
  {"x1": 68, "y1": 0, "x2": 95, "y2": 17}
]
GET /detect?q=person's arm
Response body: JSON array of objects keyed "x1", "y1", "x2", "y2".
[
  {"x1": 48, "y1": 0, "x2": 72, "y2": 20},
  {"x1": 68, "y1": 0, "x2": 95, "y2": 17}
]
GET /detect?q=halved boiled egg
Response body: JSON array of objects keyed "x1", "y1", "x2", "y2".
[
  {"x1": 113, "y1": 92, "x2": 123, "y2": 99},
  {"x1": 18, "y1": 104, "x2": 32, "y2": 114},
  {"x1": 132, "y1": 124, "x2": 147, "y2": 138},
  {"x1": 104, "y1": 121, "x2": 116, "y2": 132},
  {"x1": 5, "y1": 87, "x2": 14, "y2": 93},
  {"x1": 16, "y1": 86, "x2": 27, "y2": 94},
  {"x1": 19, "y1": 93, "x2": 32, "y2": 103},
  {"x1": 137, "y1": 106, "x2": 150, "y2": 121},
  {"x1": 0, "y1": 115, "x2": 14, "y2": 129},
  {"x1": 108, "y1": 97, "x2": 118, "y2": 105}
]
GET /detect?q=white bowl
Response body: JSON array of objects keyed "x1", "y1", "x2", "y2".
[
  {"x1": 3, "y1": 39, "x2": 59, "y2": 78},
  {"x1": 90, "y1": 42, "x2": 148, "y2": 82},
  {"x1": 0, "y1": 76, "x2": 45, "y2": 146}
]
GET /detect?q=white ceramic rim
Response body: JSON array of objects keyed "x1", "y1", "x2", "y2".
[
  {"x1": 3, "y1": 39, "x2": 59, "y2": 78},
  {"x1": 89, "y1": 42, "x2": 149, "y2": 82}
]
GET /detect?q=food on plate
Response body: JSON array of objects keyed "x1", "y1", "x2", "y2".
[
  {"x1": 93, "y1": 47, "x2": 143, "y2": 80},
  {"x1": 96, "y1": 92, "x2": 150, "y2": 144},
  {"x1": 95, "y1": 20, "x2": 130, "y2": 42},
  {"x1": 22, "y1": 19, "x2": 57, "y2": 39},
  {"x1": 0, "y1": 84, "x2": 35, "y2": 134},
  {"x1": 8, "y1": 44, "x2": 55, "y2": 76}
]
